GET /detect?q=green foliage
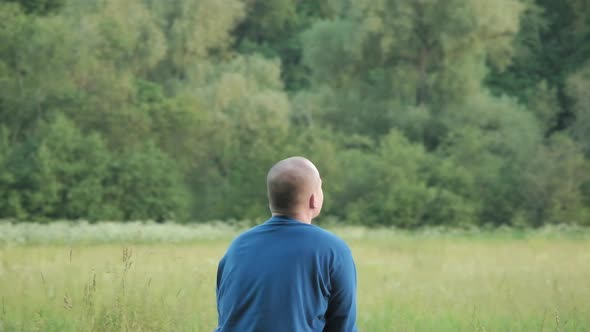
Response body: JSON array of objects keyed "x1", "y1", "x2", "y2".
[
  {"x1": 343, "y1": 131, "x2": 433, "y2": 227},
  {"x1": 0, "y1": 115, "x2": 188, "y2": 222},
  {"x1": 0, "y1": 126, "x2": 19, "y2": 217},
  {"x1": 439, "y1": 93, "x2": 542, "y2": 226},
  {"x1": 0, "y1": 0, "x2": 589, "y2": 226},
  {"x1": 486, "y1": 0, "x2": 590, "y2": 131},
  {"x1": 298, "y1": 0, "x2": 524, "y2": 142},
  {"x1": 527, "y1": 81, "x2": 561, "y2": 133},
  {"x1": 521, "y1": 134, "x2": 590, "y2": 226},
  {"x1": 88, "y1": 0, "x2": 167, "y2": 74},
  {"x1": 234, "y1": 1, "x2": 335, "y2": 90},
  {"x1": 484, "y1": 0, "x2": 548, "y2": 102},
  {"x1": 144, "y1": 0, "x2": 245, "y2": 80},
  {"x1": 185, "y1": 55, "x2": 293, "y2": 220},
  {"x1": 237, "y1": 0, "x2": 296, "y2": 42},
  {"x1": 566, "y1": 62, "x2": 590, "y2": 156},
  {"x1": 104, "y1": 143, "x2": 189, "y2": 222},
  {"x1": 331, "y1": 131, "x2": 474, "y2": 227},
  {"x1": 303, "y1": 0, "x2": 523, "y2": 104},
  {"x1": 5, "y1": 0, "x2": 64, "y2": 15},
  {"x1": 2, "y1": 115, "x2": 110, "y2": 220}
]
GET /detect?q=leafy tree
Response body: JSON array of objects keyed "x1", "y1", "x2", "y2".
[
  {"x1": 5, "y1": 0, "x2": 64, "y2": 15},
  {"x1": 300, "y1": 0, "x2": 524, "y2": 140},
  {"x1": 527, "y1": 81, "x2": 561, "y2": 134},
  {"x1": 486, "y1": 0, "x2": 590, "y2": 132},
  {"x1": 236, "y1": 0, "x2": 296, "y2": 44},
  {"x1": 438, "y1": 93, "x2": 542, "y2": 226},
  {"x1": 83, "y1": 0, "x2": 167, "y2": 75},
  {"x1": 104, "y1": 142, "x2": 189, "y2": 222},
  {"x1": 234, "y1": 0, "x2": 336, "y2": 90},
  {"x1": 566, "y1": 62, "x2": 590, "y2": 156},
  {"x1": 0, "y1": 126, "x2": 20, "y2": 218},
  {"x1": 485, "y1": 0, "x2": 548, "y2": 102},
  {"x1": 335, "y1": 130, "x2": 472, "y2": 227},
  {"x1": 143, "y1": 0, "x2": 245, "y2": 81},
  {"x1": 185, "y1": 55, "x2": 293, "y2": 220},
  {"x1": 521, "y1": 135, "x2": 590, "y2": 225},
  {"x1": 4, "y1": 114, "x2": 111, "y2": 220},
  {"x1": 0, "y1": 3, "x2": 43, "y2": 138}
]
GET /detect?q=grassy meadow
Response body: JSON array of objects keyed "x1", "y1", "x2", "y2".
[{"x1": 1, "y1": 222, "x2": 589, "y2": 331}]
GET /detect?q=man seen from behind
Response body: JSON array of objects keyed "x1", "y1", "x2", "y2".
[{"x1": 215, "y1": 156, "x2": 358, "y2": 332}]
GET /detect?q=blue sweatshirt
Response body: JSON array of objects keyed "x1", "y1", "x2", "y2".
[{"x1": 215, "y1": 216, "x2": 358, "y2": 332}]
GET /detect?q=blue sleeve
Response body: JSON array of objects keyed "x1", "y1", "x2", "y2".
[
  {"x1": 216, "y1": 256, "x2": 225, "y2": 325},
  {"x1": 324, "y1": 245, "x2": 358, "y2": 332}
]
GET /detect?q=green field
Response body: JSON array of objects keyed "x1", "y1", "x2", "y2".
[{"x1": 1, "y1": 222, "x2": 589, "y2": 331}]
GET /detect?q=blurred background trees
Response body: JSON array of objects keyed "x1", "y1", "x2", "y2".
[{"x1": 0, "y1": 0, "x2": 588, "y2": 226}]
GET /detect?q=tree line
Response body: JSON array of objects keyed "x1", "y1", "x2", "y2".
[{"x1": 0, "y1": 0, "x2": 589, "y2": 226}]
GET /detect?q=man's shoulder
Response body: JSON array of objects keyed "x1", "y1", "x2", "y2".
[
  {"x1": 311, "y1": 225, "x2": 348, "y2": 244},
  {"x1": 302, "y1": 225, "x2": 354, "y2": 258},
  {"x1": 228, "y1": 223, "x2": 265, "y2": 244}
]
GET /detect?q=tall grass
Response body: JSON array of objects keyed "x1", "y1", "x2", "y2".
[
  {"x1": 1, "y1": 222, "x2": 589, "y2": 331},
  {"x1": 0, "y1": 221, "x2": 241, "y2": 245}
]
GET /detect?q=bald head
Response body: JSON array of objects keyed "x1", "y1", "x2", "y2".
[{"x1": 267, "y1": 157, "x2": 323, "y2": 219}]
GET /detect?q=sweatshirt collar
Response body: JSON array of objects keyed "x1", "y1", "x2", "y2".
[{"x1": 267, "y1": 215, "x2": 308, "y2": 225}]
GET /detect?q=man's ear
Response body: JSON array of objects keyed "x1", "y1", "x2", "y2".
[{"x1": 309, "y1": 193, "x2": 316, "y2": 209}]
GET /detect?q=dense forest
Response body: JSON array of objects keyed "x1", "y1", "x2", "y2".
[{"x1": 0, "y1": 0, "x2": 589, "y2": 226}]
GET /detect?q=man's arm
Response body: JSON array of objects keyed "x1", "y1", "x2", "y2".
[
  {"x1": 216, "y1": 256, "x2": 226, "y2": 326},
  {"x1": 324, "y1": 246, "x2": 357, "y2": 332}
]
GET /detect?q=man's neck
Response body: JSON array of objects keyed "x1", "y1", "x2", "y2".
[{"x1": 271, "y1": 211, "x2": 312, "y2": 224}]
